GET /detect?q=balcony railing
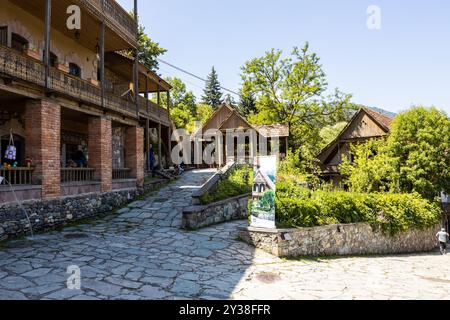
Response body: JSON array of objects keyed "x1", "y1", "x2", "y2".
[
  {"x1": 0, "y1": 168, "x2": 34, "y2": 186},
  {"x1": 113, "y1": 168, "x2": 132, "y2": 180},
  {"x1": 138, "y1": 96, "x2": 171, "y2": 126},
  {"x1": 0, "y1": 45, "x2": 138, "y2": 119},
  {"x1": 61, "y1": 168, "x2": 96, "y2": 183},
  {"x1": 78, "y1": 0, "x2": 137, "y2": 46}
]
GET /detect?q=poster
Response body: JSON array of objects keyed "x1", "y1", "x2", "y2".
[{"x1": 250, "y1": 155, "x2": 277, "y2": 229}]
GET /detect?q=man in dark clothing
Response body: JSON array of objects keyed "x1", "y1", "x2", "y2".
[{"x1": 73, "y1": 145, "x2": 87, "y2": 168}]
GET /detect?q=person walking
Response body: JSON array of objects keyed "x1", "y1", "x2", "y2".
[{"x1": 436, "y1": 228, "x2": 449, "y2": 255}]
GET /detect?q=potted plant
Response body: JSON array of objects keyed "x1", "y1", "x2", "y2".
[
  {"x1": 55, "y1": 59, "x2": 70, "y2": 73},
  {"x1": 88, "y1": 78, "x2": 99, "y2": 86},
  {"x1": 24, "y1": 44, "x2": 40, "y2": 60}
]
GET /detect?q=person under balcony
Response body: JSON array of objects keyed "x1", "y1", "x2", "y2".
[
  {"x1": 148, "y1": 143, "x2": 156, "y2": 176},
  {"x1": 72, "y1": 145, "x2": 87, "y2": 168}
]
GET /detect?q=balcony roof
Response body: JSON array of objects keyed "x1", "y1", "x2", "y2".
[{"x1": 11, "y1": 0, "x2": 137, "y2": 52}]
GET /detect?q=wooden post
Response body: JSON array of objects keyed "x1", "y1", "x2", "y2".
[
  {"x1": 157, "y1": 85, "x2": 162, "y2": 169},
  {"x1": 134, "y1": 0, "x2": 139, "y2": 117},
  {"x1": 100, "y1": 19, "x2": 105, "y2": 109},
  {"x1": 145, "y1": 73, "x2": 149, "y2": 114},
  {"x1": 167, "y1": 91, "x2": 172, "y2": 166},
  {"x1": 144, "y1": 74, "x2": 149, "y2": 171},
  {"x1": 144, "y1": 118, "x2": 149, "y2": 172},
  {"x1": 44, "y1": 0, "x2": 52, "y2": 89}
]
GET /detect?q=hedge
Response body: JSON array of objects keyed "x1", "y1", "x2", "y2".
[
  {"x1": 276, "y1": 180, "x2": 441, "y2": 235},
  {"x1": 200, "y1": 165, "x2": 253, "y2": 205}
]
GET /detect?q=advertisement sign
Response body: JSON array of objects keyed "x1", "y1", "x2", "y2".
[{"x1": 250, "y1": 155, "x2": 277, "y2": 229}]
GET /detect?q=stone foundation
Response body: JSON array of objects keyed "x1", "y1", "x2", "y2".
[
  {"x1": 0, "y1": 178, "x2": 169, "y2": 242},
  {"x1": 239, "y1": 223, "x2": 439, "y2": 257},
  {"x1": 182, "y1": 194, "x2": 251, "y2": 230}
]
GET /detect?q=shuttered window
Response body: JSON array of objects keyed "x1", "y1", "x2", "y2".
[{"x1": 0, "y1": 27, "x2": 7, "y2": 46}]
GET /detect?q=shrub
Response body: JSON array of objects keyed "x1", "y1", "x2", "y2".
[
  {"x1": 276, "y1": 188, "x2": 441, "y2": 235},
  {"x1": 200, "y1": 165, "x2": 253, "y2": 205}
]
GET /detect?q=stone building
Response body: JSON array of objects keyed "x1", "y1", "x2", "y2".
[
  {"x1": 317, "y1": 107, "x2": 393, "y2": 186},
  {"x1": 0, "y1": 0, "x2": 172, "y2": 204}
]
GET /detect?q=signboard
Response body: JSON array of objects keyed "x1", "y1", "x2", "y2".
[{"x1": 250, "y1": 155, "x2": 277, "y2": 229}]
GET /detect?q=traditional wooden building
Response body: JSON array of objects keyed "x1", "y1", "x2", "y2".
[
  {"x1": 0, "y1": 0, "x2": 172, "y2": 204},
  {"x1": 317, "y1": 107, "x2": 393, "y2": 186},
  {"x1": 193, "y1": 104, "x2": 289, "y2": 166}
]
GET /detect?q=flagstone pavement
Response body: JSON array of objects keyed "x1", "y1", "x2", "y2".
[{"x1": 0, "y1": 169, "x2": 450, "y2": 300}]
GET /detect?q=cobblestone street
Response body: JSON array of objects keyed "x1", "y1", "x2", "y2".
[{"x1": 0, "y1": 169, "x2": 449, "y2": 300}]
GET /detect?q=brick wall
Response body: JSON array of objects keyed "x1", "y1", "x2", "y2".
[
  {"x1": 24, "y1": 99, "x2": 61, "y2": 200},
  {"x1": 125, "y1": 126, "x2": 144, "y2": 187},
  {"x1": 88, "y1": 116, "x2": 112, "y2": 193}
]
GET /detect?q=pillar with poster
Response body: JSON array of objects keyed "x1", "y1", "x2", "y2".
[{"x1": 250, "y1": 155, "x2": 277, "y2": 229}]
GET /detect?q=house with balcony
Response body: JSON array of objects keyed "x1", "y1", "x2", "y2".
[{"x1": 0, "y1": 0, "x2": 172, "y2": 204}]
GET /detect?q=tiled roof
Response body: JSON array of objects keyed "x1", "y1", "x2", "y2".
[
  {"x1": 362, "y1": 107, "x2": 393, "y2": 131},
  {"x1": 252, "y1": 124, "x2": 290, "y2": 138}
]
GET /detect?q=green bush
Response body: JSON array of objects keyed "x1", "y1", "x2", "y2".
[
  {"x1": 276, "y1": 187, "x2": 441, "y2": 235},
  {"x1": 200, "y1": 165, "x2": 253, "y2": 205}
]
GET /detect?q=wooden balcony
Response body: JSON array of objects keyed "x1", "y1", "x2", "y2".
[
  {"x1": 0, "y1": 45, "x2": 138, "y2": 119},
  {"x1": 12, "y1": 0, "x2": 137, "y2": 51},
  {"x1": 0, "y1": 168, "x2": 34, "y2": 186},
  {"x1": 61, "y1": 168, "x2": 96, "y2": 183},
  {"x1": 138, "y1": 96, "x2": 171, "y2": 126}
]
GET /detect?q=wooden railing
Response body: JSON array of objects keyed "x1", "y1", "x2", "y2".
[
  {"x1": 0, "y1": 168, "x2": 34, "y2": 186},
  {"x1": 0, "y1": 45, "x2": 139, "y2": 119},
  {"x1": 138, "y1": 96, "x2": 171, "y2": 126},
  {"x1": 61, "y1": 168, "x2": 96, "y2": 183},
  {"x1": 113, "y1": 168, "x2": 132, "y2": 180},
  {"x1": 79, "y1": 0, "x2": 137, "y2": 46}
]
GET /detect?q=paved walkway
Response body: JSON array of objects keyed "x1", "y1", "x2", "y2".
[{"x1": 0, "y1": 169, "x2": 450, "y2": 300}]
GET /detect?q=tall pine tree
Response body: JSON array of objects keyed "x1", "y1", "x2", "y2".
[
  {"x1": 237, "y1": 90, "x2": 257, "y2": 118},
  {"x1": 202, "y1": 67, "x2": 223, "y2": 110}
]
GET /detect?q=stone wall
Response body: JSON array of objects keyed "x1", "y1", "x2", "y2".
[
  {"x1": 182, "y1": 194, "x2": 251, "y2": 230},
  {"x1": 0, "y1": 178, "x2": 169, "y2": 242},
  {"x1": 239, "y1": 223, "x2": 439, "y2": 258}
]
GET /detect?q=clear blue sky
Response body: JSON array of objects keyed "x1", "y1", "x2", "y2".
[{"x1": 118, "y1": 0, "x2": 450, "y2": 115}]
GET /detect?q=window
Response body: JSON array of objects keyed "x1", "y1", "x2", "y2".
[
  {"x1": 11, "y1": 33, "x2": 28, "y2": 53},
  {"x1": 50, "y1": 52, "x2": 57, "y2": 67},
  {"x1": 69, "y1": 63, "x2": 81, "y2": 77},
  {"x1": 42, "y1": 51, "x2": 58, "y2": 67},
  {"x1": 0, "y1": 27, "x2": 7, "y2": 47}
]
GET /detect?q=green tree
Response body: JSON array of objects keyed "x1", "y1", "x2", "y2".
[
  {"x1": 237, "y1": 89, "x2": 257, "y2": 118},
  {"x1": 128, "y1": 17, "x2": 166, "y2": 71},
  {"x1": 341, "y1": 107, "x2": 450, "y2": 200},
  {"x1": 161, "y1": 77, "x2": 197, "y2": 130},
  {"x1": 241, "y1": 43, "x2": 354, "y2": 154},
  {"x1": 259, "y1": 190, "x2": 276, "y2": 211},
  {"x1": 387, "y1": 107, "x2": 450, "y2": 199},
  {"x1": 202, "y1": 67, "x2": 223, "y2": 110},
  {"x1": 319, "y1": 122, "x2": 347, "y2": 148}
]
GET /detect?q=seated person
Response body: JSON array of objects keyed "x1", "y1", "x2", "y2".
[{"x1": 72, "y1": 146, "x2": 87, "y2": 168}]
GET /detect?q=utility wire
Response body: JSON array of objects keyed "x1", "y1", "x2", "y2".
[{"x1": 157, "y1": 58, "x2": 240, "y2": 97}]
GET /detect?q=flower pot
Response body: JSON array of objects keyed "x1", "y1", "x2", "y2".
[
  {"x1": 56, "y1": 63, "x2": 70, "y2": 73},
  {"x1": 25, "y1": 49, "x2": 41, "y2": 60},
  {"x1": 88, "y1": 78, "x2": 99, "y2": 86}
]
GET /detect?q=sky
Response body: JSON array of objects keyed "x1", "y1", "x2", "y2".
[{"x1": 117, "y1": 0, "x2": 450, "y2": 115}]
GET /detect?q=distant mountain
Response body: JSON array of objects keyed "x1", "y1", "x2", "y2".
[
  {"x1": 353, "y1": 104, "x2": 397, "y2": 119},
  {"x1": 369, "y1": 107, "x2": 397, "y2": 119}
]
